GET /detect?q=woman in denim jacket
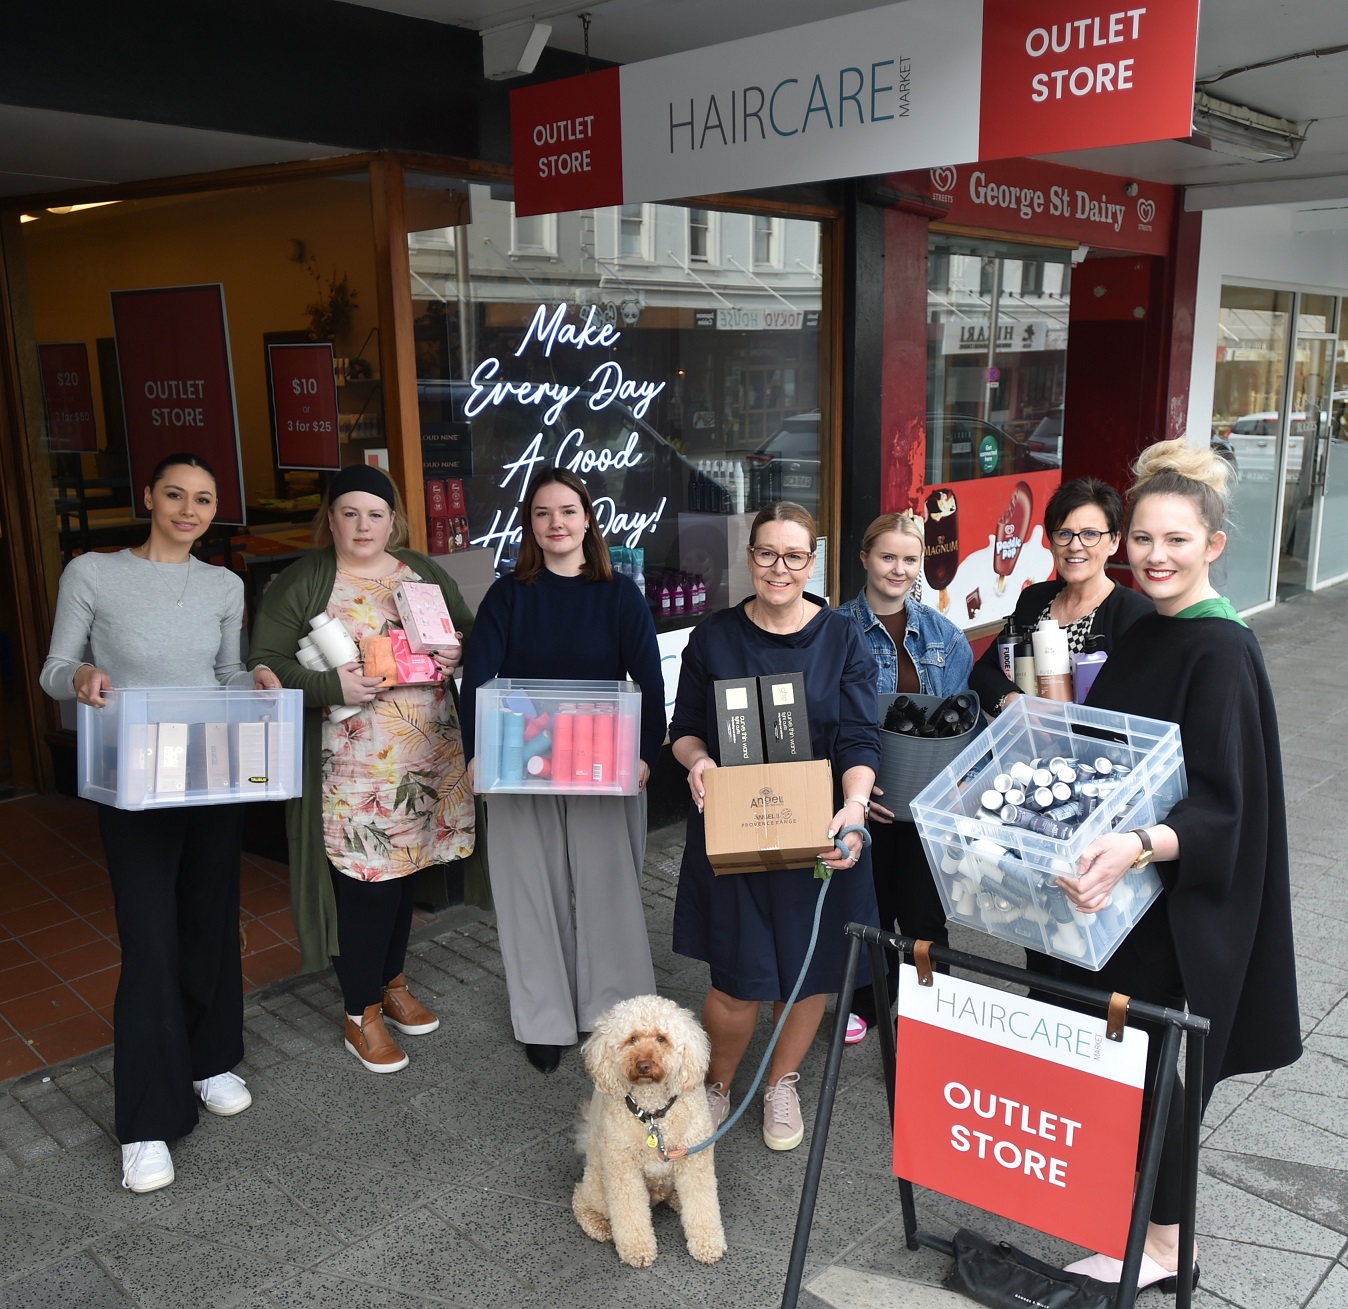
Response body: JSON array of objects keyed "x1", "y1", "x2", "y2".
[{"x1": 837, "y1": 511, "x2": 973, "y2": 1040}]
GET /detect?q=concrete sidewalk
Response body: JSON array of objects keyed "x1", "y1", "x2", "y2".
[{"x1": 2, "y1": 588, "x2": 1347, "y2": 1308}]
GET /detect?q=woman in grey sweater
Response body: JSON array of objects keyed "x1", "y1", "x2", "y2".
[{"x1": 40, "y1": 453, "x2": 279, "y2": 1195}]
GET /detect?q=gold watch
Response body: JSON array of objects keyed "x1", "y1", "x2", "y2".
[{"x1": 1128, "y1": 828, "x2": 1154, "y2": 869}]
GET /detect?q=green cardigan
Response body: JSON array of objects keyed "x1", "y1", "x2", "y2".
[{"x1": 247, "y1": 546, "x2": 475, "y2": 974}]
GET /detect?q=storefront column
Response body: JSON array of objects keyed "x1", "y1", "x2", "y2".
[
  {"x1": 369, "y1": 156, "x2": 426, "y2": 550},
  {"x1": 880, "y1": 205, "x2": 932, "y2": 518}
]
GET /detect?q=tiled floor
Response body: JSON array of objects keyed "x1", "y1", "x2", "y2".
[{"x1": 0, "y1": 792, "x2": 304, "y2": 1081}]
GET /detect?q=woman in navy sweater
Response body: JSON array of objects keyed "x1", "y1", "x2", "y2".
[{"x1": 459, "y1": 469, "x2": 666, "y2": 1073}]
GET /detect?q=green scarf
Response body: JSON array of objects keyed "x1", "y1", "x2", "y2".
[{"x1": 1175, "y1": 596, "x2": 1247, "y2": 627}]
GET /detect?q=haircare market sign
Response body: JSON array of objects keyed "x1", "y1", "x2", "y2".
[
  {"x1": 893, "y1": 965, "x2": 1147, "y2": 1257},
  {"x1": 511, "y1": 0, "x2": 1200, "y2": 216}
]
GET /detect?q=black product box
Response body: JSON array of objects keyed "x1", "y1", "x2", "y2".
[
  {"x1": 713, "y1": 677, "x2": 766, "y2": 766},
  {"x1": 759, "y1": 672, "x2": 812, "y2": 763}
]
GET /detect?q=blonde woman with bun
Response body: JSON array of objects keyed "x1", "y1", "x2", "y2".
[{"x1": 1037, "y1": 440, "x2": 1300, "y2": 1293}]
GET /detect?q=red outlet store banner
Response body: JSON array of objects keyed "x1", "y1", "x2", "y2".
[
  {"x1": 38, "y1": 342, "x2": 99, "y2": 453},
  {"x1": 893, "y1": 965, "x2": 1147, "y2": 1257},
  {"x1": 110, "y1": 284, "x2": 245, "y2": 524},
  {"x1": 512, "y1": 0, "x2": 1201, "y2": 216}
]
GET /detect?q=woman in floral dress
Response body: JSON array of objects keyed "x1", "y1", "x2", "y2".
[{"x1": 250, "y1": 464, "x2": 474, "y2": 1073}]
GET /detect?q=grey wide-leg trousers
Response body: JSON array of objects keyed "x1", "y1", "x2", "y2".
[{"x1": 485, "y1": 791, "x2": 655, "y2": 1044}]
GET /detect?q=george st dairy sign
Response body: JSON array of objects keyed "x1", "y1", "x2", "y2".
[{"x1": 511, "y1": 0, "x2": 1201, "y2": 217}]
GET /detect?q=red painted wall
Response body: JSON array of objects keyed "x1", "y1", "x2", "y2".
[{"x1": 880, "y1": 207, "x2": 931, "y2": 515}]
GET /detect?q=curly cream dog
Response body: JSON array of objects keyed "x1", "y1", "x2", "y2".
[{"x1": 572, "y1": 994, "x2": 726, "y2": 1268}]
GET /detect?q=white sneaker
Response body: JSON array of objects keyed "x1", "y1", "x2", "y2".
[
  {"x1": 706, "y1": 1081, "x2": 732, "y2": 1129},
  {"x1": 121, "y1": 1140, "x2": 174, "y2": 1193},
  {"x1": 763, "y1": 1072, "x2": 804, "y2": 1151},
  {"x1": 193, "y1": 1071, "x2": 253, "y2": 1116}
]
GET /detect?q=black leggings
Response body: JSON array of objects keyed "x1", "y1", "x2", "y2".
[
  {"x1": 329, "y1": 867, "x2": 416, "y2": 1014},
  {"x1": 98, "y1": 803, "x2": 245, "y2": 1144},
  {"x1": 852, "y1": 819, "x2": 949, "y2": 1025}
]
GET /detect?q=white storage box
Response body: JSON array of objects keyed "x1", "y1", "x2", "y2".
[
  {"x1": 78, "y1": 687, "x2": 303, "y2": 810},
  {"x1": 474, "y1": 679, "x2": 641, "y2": 796},
  {"x1": 909, "y1": 696, "x2": 1186, "y2": 970}
]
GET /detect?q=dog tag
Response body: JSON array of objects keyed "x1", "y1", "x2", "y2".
[{"x1": 646, "y1": 1130, "x2": 659, "y2": 1150}]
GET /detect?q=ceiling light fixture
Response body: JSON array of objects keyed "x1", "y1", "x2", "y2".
[
  {"x1": 482, "y1": 19, "x2": 552, "y2": 80},
  {"x1": 1186, "y1": 91, "x2": 1307, "y2": 162},
  {"x1": 45, "y1": 201, "x2": 119, "y2": 214}
]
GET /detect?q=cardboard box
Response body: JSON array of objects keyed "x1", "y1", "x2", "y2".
[
  {"x1": 154, "y1": 722, "x2": 189, "y2": 798},
  {"x1": 231, "y1": 721, "x2": 269, "y2": 789},
  {"x1": 714, "y1": 677, "x2": 766, "y2": 766},
  {"x1": 703, "y1": 759, "x2": 835, "y2": 874},
  {"x1": 394, "y1": 581, "x2": 458, "y2": 654},
  {"x1": 760, "y1": 672, "x2": 811, "y2": 763},
  {"x1": 188, "y1": 722, "x2": 232, "y2": 792}
]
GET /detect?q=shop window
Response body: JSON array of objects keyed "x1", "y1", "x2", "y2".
[
  {"x1": 511, "y1": 209, "x2": 558, "y2": 257},
  {"x1": 688, "y1": 208, "x2": 714, "y2": 264},
  {"x1": 405, "y1": 180, "x2": 827, "y2": 622}
]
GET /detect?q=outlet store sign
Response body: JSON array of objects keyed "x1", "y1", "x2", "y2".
[{"x1": 512, "y1": 0, "x2": 1201, "y2": 216}]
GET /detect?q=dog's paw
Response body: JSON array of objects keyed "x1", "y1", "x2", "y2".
[
  {"x1": 688, "y1": 1235, "x2": 727, "y2": 1265},
  {"x1": 617, "y1": 1238, "x2": 658, "y2": 1268},
  {"x1": 576, "y1": 1211, "x2": 612, "y2": 1243}
]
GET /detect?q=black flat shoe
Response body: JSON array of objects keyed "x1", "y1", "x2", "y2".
[{"x1": 525, "y1": 1043, "x2": 562, "y2": 1073}]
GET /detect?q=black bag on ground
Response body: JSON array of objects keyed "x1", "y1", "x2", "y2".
[{"x1": 946, "y1": 1228, "x2": 1116, "y2": 1309}]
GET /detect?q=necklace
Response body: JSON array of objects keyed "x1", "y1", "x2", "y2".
[
  {"x1": 750, "y1": 597, "x2": 809, "y2": 634},
  {"x1": 135, "y1": 546, "x2": 192, "y2": 608},
  {"x1": 1053, "y1": 580, "x2": 1112, "y2": 627}
]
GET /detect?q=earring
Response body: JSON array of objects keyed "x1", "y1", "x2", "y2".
[{"x1": 912, "y1": 576, "x2": 924, "y2": 604}]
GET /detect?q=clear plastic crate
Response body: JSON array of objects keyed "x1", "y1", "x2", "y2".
[
  {"x1": 909, "y1": 696, "x2": 1187, "y2": 970},
  {"x1": 474, "y1": 679, "x2": 641, "y2": 795},
  {"x1": 78, "y1": 687, "x2": 303, "y2": 810}
]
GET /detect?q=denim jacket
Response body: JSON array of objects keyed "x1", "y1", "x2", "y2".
[{"x1": 837, "y1": 586, "x2": 974, "y2": 698}]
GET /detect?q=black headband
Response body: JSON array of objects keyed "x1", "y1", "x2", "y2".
[{"x1": 328, "y1": 464, "x2": 396, "y2": 508}]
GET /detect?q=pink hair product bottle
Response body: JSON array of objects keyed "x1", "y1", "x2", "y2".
[
  {"x1": 524, "y1": 712, "x2": 550, "y2": 741},
  {"x1": 526, "y1": 755, "x2": 552, "y2": 779},
  {"x1": 571, "y1": 708, "x2": 594, "y2": 788},
  {"x1": 591, "y1": 707, "x2": 615, "y2": 787},
  {"x1": 552, "y1": 707, "x2": 574, "y2": 788},
  {"x1": 616, "y1": 702, "x2": 637, "y2": 791}
]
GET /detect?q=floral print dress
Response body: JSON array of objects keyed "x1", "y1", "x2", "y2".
[{"x1": 321, "y1": 563, "x2": 474, "y2": 882}]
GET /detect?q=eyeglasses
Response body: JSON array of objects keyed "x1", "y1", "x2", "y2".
[
  {"x1": 749, "y1": 547, "x2": 815, "y2": 571},
  {"x1": 1050, "y1": 529, "x2": 1107, "y2": 548}
]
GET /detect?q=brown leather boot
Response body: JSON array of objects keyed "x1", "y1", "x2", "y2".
[
  {"x1": 382, "y1": 973, "x2": 440, "y2": 1035},
  {"x1": 344, "y1": 1003, "x2": 409, "y2": 1073}
]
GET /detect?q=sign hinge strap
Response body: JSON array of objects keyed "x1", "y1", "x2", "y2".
[{"x1": 1106, "y1": 991, "x2": 1130, "y2": 1042}]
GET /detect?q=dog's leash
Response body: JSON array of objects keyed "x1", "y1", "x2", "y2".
[{"x1": 661, "y1": 824, "x2": 871, "y2": 1161}]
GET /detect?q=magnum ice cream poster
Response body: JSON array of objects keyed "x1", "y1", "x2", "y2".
[{"x1": 920, "y1": 470, "x2": 1059, "y2": 629}]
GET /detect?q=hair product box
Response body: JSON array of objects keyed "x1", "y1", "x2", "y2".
[
  {"x1": 78, "y1": 688, "x2": 303, "y2": 809},
  {"x1": 703, "y1": 759, "x2": 835, "y2": 874},
  {"x1": 393, "y1": 581, "x2": 458, "y2": 654},
  {"x1": 474, "y1": 678, "x2": 641, "y2": 795},
  {"x1": 713, "y1": 677, "x2": 766, "y2": 767},
  {"x1": 759, "y1": 672, "x2": 811, "y2": 764}
]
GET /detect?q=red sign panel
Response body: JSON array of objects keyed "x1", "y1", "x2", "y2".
[
  {"x1": 893, "y1": 966, "x2": 1146, "y2": 1257},
  {"x1": 267, "y1": 342, "x2": 341, "y2": 470},
  {"x1": 110, "y1": 284, "x2": 245, "y2": 524},
  {"x1": 512, "y1": 67, "x2": 624, "y2": 219},
  {"x1": 979, "y1": 0, "x2": 1201, "y2": 162},
  {"x1": 38, "y1": 342, "x2": 99, "y2": 452},
  {"x1": 891, "y1": 158, "x2": 1175, "y2": 255}
]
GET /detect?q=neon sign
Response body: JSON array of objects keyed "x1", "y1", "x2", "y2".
[{"x1": 468, "y1": 303, "x2": 670, "y2": 566}]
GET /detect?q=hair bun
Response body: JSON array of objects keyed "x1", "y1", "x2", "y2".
[{"x1": 1132, "y1": 438, "x2": 1231, "y2": 500}]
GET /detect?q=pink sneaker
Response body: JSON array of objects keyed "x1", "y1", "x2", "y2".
[
  {"x1": 845, "y1": 1013, "x2": 868, "y2": 1045},
  {"x1": 706, "y1": 1081, "x2": 731, "y2": 1129}
]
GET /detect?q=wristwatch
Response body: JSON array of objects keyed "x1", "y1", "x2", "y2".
[
  {"x1": 1128, "y1": 828, "x2": 1154, "y2": 869},
  {"x1": 846, "y1": 795, "x2": 872, "y2": 821}
]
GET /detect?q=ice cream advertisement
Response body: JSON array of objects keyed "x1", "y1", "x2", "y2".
[{"x1": 921, "y1": 469, "x2": 1060, "y2": 630}]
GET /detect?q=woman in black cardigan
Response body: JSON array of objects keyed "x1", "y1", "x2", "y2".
[{"x1": 969, "y1": 477, "x2": 1152, "y2": 715}]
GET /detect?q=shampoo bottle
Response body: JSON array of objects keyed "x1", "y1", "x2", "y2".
[{"x1": 1032, "y1": 618, "x2": 1073, "y2": 701}]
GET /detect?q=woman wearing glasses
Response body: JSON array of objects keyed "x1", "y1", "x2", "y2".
[
  {"x1": 671, "y1": 502, "x2": 880, "y2": 1153},
  {"x1": 970, "y1": 477, "x2": 1152, "y2": 715}
]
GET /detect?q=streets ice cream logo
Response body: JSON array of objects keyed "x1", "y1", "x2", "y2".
[
  {"x1": 930, "y1": 166, "x2": 958, "y2": 204},
  {"x1": 1136, "y1": 197, "x2": 1157, "y2": 229}
]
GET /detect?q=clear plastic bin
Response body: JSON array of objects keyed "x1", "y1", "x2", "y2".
[
  {"x1": 474, "y1": 679, "x2": 641, "y2": 796},
  {"x1": 78, "y1": 687, "x2": 303, "y2": 810},
  {"x1": 909, "y1": 696, "x2": 1187, "y2": 970}
]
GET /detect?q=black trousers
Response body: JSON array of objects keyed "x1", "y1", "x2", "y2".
[
  {"x1": 852, "y1": 819, "x2": 949, "y2": 1025},
  {"x1": 329, "y1": 867, "x2": 416, "y2": 1013},
  {"x1": 1028, "y1": 899, "x2": 1188, "y2": 1227},
  {"x1": 98, "y1": 803, "x2": 245, "y2": 1145}
]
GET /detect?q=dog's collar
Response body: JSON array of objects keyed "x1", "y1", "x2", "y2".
[{"x1": 624, "y1": 1093, "x2": 678, "y2": 1125}]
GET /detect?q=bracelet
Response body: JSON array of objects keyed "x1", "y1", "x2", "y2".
[{"x1": 845, "y1": 794, "x2": 871, "y2": 819}]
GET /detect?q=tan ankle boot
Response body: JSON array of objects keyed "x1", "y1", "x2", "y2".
[
  {"x1": 344, "y1": 1003, "x2": 409, "y2": 1072},
  {"x1": 381, "y1": 974, "x2": 440, "y2": 1035}
]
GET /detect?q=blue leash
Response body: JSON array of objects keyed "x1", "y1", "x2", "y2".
[{"x1": 672, "y1": 823, "x2": 872, "y2": 1158}]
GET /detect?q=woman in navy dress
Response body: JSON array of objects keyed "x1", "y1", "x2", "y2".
[{"x1": 671, "y1": 502, "x2": 880, "y2": 1152}]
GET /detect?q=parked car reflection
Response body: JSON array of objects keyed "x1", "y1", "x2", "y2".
[{"x1": 745, "y1": 410, "x2": 820, "y2": 514}]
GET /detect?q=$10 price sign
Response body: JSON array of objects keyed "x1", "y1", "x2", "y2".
[
  {"x1": 893, "y1": 963, "x2": 1147, "y2": 1257},
  {"x1": 268, "y1": 342, "x2": 341, "y2": 471}
]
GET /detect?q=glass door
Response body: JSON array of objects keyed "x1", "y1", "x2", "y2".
[{"x1": 1308, "y1": 303, "x2": 1348, "y2": 586}]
